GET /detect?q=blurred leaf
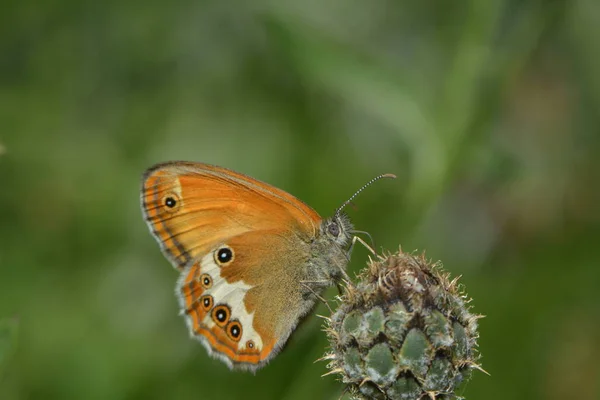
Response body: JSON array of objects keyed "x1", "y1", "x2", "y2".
[
  {"x1": 0, "y1": 317, "x2": 18, "y2": 378},
  {"x1": 264, "y1": 15, "x2": 446, "y2": 211}
]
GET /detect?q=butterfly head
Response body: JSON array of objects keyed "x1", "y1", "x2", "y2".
[
  {"x1": 324, "y1": 172, "x2": 397, "y2": 251},
  {"x1": 322, "y1": 212, "x2": 354, "y2": 249},
  {"x1": 307, "y1": 213, "x2": 353, "y2": 286},
  {"x1": 310, "y1": 173, "x2": 397, "y2": 282}
]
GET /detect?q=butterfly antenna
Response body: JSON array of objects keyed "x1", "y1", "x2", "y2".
[{"x1": 335, "y1": 173, "x2": 396, "y2": 217}]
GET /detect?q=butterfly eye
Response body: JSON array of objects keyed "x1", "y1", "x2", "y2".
[
  {"x1": 200, "y1": 274, "x2": 213, "y2": 289},
  {"x1": 328, "y1": 222, "x2": 340, "y2": 237},
  {"x1": 226, "y1": 320, "x2": 242, "y2": 342},
  {"x1": 161, "y1": 193, "x2": 181, "y2": 213},
  {"x1": 200, "y1": 295, "x2": 213, "y2": 311},
  {"x1": 212, "y1": 305, "x2": 231, "y2": 327},
  {"x1": 214, "y1": 246, "x2": 234, "y2": 265}
]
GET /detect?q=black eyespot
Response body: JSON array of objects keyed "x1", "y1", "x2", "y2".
[
  {"x1": 328, "y1": 222, "x2": 340, "y2": 237},
  {"x1": 201, "y1": 295, "x2": 213, "y2": 310},
  {"x1": 164, "y1": 197, "x2": 177, "y2": 208},
  {"x1": 227, "y1": 321, "x2": 242, "y2": 342},
  {"x1": 200, "y1": 274, "x2": 212, "y2": 289},
  {"x1": 216, "y1": 247, "x2": 233, "y2": 264},
  {"x1": 247, "y1": 340, "x2": 255, "y2": 349},
  {"x1": 212, "y1": 305, "x2": 230, "y2": 326},
  {"x1": 230, "y1": 324, "x2": 240, "y2": 338},
  {"x1": 161, "y1": 194, "x2": 181, "y2": 213}
]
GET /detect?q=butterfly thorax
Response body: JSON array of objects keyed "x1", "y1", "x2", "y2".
[{"x1": 305, "y1": 214, "x2": 354, "y2": 289}]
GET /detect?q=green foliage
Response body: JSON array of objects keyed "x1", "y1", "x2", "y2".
[
  {"x1": 0, "y1": 318, "x2": 19, "y2": 380},
  {"x1": 1, "y1": 0, "x2": 600, "y2": 399}
]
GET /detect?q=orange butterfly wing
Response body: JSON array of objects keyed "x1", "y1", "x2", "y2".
[
  {"x1": 141, "y1": 162, "x2": 324, "y2": 369},
  {"x1": 141, "y1": 162, "x2": 321, "y2": 270}
]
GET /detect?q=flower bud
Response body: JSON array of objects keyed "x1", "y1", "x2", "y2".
[{"x1": 324, "y1": 250, "x2": 482, "y2": 399}]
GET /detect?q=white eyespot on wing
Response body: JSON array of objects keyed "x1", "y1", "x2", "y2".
[{"x1": 197, "y1": 252, "x2": 264, "y2": 351}]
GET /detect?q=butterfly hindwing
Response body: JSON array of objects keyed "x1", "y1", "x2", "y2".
[
  {"x1": 178, "y1": 254, "x2": 264, "y2": 367},
  {"x1": 177, "y1": 230, "x2": 320, "y2": 370}
]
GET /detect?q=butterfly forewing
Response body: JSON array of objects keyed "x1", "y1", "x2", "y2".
[{"x1": 141, "y1": 162, "x2": 321, "y2": 270}]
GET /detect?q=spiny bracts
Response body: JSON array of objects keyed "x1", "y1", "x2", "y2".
[{"x1": 323, "y1": 250, "x2": 483, "y2": 400}]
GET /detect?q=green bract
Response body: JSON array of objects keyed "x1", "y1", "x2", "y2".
[{"x1": 324, "y1": 250, "x2": 482, "y2": 400}]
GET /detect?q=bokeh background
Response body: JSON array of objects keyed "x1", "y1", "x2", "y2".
[{"x1": 1, "y1": 0, "x2": 599, "y2": 399}]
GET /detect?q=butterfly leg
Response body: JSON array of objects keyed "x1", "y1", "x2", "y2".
[
  {"x1": 349, "y1": 235, "x2": 377, "y2": 256},
  {"x1": 300, "y1": 282, "x2": 333, "y2": 314},
  {"x1": 300, "y1": 279, "x2": 331, "y2": 287},
  {"x1": 351, "y1": 230, "x2": 376, "y2": 249}
]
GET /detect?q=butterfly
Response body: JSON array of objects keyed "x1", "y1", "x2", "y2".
[{"x1": 140, "y1": 161, "x2": 394, "y2": 371}]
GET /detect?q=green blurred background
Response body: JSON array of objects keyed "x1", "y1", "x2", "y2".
[{"x1": 1, "y1": 0, "x2": 599, "y2": 399}]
